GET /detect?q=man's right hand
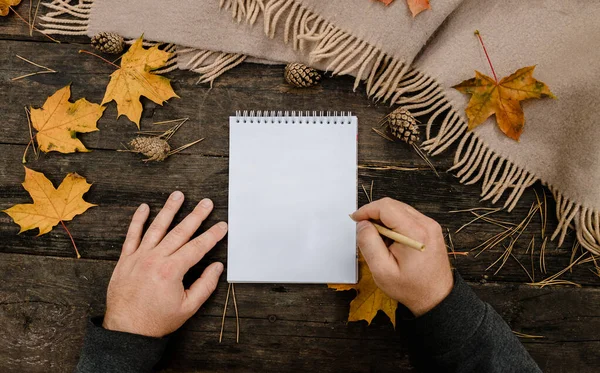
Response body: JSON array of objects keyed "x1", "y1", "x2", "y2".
[{"x1": 351, "y1": 198, "x2": 453, "y2": 317}]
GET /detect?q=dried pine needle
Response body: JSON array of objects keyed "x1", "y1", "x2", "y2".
[
  {"x1": 447, "y1": 228, "x2": 456, "y2": 259},
  {"x1": 513, "y1": 331, "x2": 545, "y2": 339},
  {"x1": 450, "y1": 207, "x2": 499, "y2": 213},
  {"x1": 358, "y1": 164, "x2": 424, "y2": 172},
  {"x1": 153, "y1": 117, "x2": 189, "y2": 126},
  {"x1": 528, "y1": 253, "x2": 593, "y2": 288},
  {"x1": 510, "y1": 253, "x2": 533, "y2": 282},
  {"x1": 232, "y1": 284, "x2": 240, "y2": 344},
  {"x1": 372, "y1": 127, "x2": 395, "y2": 142},
  {"x1": 569, "y1": 241, "x2": 581, "y2": 273},
  {"x1": 413, "y1": 144, "x2": 439, "y2": 177},
  {"x1": 539, "y1": 237, "x2": 548, "y2": 274},
  {"x1": 455, "y1": 208, "x2": 502, "y2": 234},
  {"x1": 12, "y1": 55, "x2": 56, "y2": 81},
  {"x1": 219, "y1": 283, "x2": 231, "y2": 343}
]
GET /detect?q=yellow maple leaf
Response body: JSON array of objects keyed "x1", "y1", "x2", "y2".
[
  {"x1": 0, "y1": 0, "x2": 21, "y2": 17},
  {"x1": 453, "y1": 66, "x2": 555, "y2": 141},
  {"x1": 4, "y1": 167, "x2": 96, "y2": 257},
  {"x1": 102, "y1": 37, "x2": 178, "y2": 128},
  {"x1": 329, "y1": 253, "x2": 398, "y2": 327},
  {"x1": 30, "y1": 85, "x2": 105, "y2": 153}
]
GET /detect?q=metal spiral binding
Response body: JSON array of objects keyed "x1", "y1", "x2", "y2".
[{"x1": 234, "y1": 111, "x2": 353, "y2": 124}]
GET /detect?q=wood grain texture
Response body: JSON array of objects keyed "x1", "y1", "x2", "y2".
[
  {"x1": 1, "y1": 9, "x2": 599, "y2": 372},
  {"x1": 1, "y1": 254, "x2": 600, "y2": 373}
]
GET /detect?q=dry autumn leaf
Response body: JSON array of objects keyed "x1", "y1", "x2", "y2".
[
  {"x1": 0, "y1": 0, "x2": 20, "y2": 17},
  {"x1": 102, "y1": 37, "x2": 178, "y2": 128},
  {"x1": 453, "y1": 32, "x2": 555, "y2": 141},
  {"x1": 453, "y1": 67, "x2": 555, "y2": 141},
  {"x1": 3, "y1": 167, "x2": 96, "y2": 258},
  {"x1": 30, "y1": 85, "x2": 105, "y2": 153},
  {"x1": 329, "y1": 253, "x2": 397, "y2": 326},
  {"x1": 375, "y1": 0, "x2": 431, "y2": 17},
  {"x1": 406, "y1": 0, "x2": 430, "y2": 17}
]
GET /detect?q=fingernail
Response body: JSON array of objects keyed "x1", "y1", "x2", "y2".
[
  {"x1": 349, "y1": 213, "x2": 357, "y2": 222},
  {"x1": 214, "y1": 262, "x2": 224, "y2": 274},
  {"x1": 172, "y1": 191, "x2": 183, "y2": 200},
  {"x1": 138, "y1": 203, "x2": 148, "y2": 212},
  {"x1": 200, "y1": 198, "x2": 213, "y2": 208},
  {"x1": 217, "y1": 221, "x2": 228, "y2": 231},
  {"x1": 356, "y1": 220, "x2": 370, "y2": 232}
]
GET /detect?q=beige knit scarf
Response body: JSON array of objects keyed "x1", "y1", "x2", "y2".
[{"x1": 41, "y1": 0, "x2": 600, "y2": 254}]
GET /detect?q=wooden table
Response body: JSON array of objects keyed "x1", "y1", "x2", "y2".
[{"x1": 1, "y1": 4, "x2": 599, "y2": 372}]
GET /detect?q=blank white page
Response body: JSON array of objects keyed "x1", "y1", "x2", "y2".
[{"x1": 228, "y1": 113, "x2": 357, "y2": 283}]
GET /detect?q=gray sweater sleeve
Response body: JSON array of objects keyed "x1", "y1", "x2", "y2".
[
  {"x1": 75, "y1": 273, "x2": 541, "y2": 373},
  {"x1": 401, "y1": 272, "x2": 542, "y2": 373},
  {"x1": 75, "y1": 317, "x2": 167, "y2": 373}
]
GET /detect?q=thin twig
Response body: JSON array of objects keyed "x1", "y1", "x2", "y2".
[
  {"x1": 232, "y1": 284, "x2": 240, "y2": 344},
  {"x1": 219, "y1": 283, "x2": 231, "y2": 343},
  {"x1": 78, "y1": 50, "x2": 120, "y2": 68},
  {"x1": 10, "y1": 7, "x2": 60, "y2": 43}
]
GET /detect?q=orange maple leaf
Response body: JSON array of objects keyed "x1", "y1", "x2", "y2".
[
  {"x1": 453, "y1": 66, "x2": 555, "y2": 141},
  {"x1": 30, "y1": 85, "x2": 105, "y2": 153},
  {"x1": 375, "y1": 0, "x2": 431, "y2": 17},
  {"x1": 453, "y1": 31, "x2": 555, "y2": 141},
  {"x1": 3, "y1": 167, "x2": 96, "y2": 258},
  {"x1": 0, "y1": 0, "x2": 21, "y2": 17},
  {"x1": 102, "y1": 37, "x2": 178, "y2": 128},
  {"x1": 329, "y1": 253, "x2": 397, "y2": 326}
]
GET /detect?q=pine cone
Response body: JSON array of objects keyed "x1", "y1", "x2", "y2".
[
  {"x1": 284, "y1": 63, "x2": 322, "y2": 88},
  {"x1": 387, "y1": 107, "x2": 420, "y2": 145},
  {"x1": 129, "y1": 137, "x2": 170, "y2": 162},
  {"x1": 91, "y1": 32, "x2": 125, "y2": 54}
]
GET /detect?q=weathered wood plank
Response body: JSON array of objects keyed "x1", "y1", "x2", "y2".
[
  {"x1": 0, "y1": 39, "x2": 435, "y2": 168},
  {"x1": 0, "y1": 2, "x2": 89, "y2": 43},
  {"x1": 1, "y1": 253, "x2": 599, "y2": 372},
  {"x1": 0, "y1": 141, "x2": 594, "y2": 284}
]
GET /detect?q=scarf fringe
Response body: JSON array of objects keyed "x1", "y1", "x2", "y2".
[
  {"x1": 38, "y1": 0, "x2": 241, "y2": 83},
  {"x1": 220, "y1": 0, "x2": 600, "y2": 254},
  {"x1": 177, "y1": 49, "x2": 247, "y2": 85},
  {"x1": 38, "y1": 0, "x2": 600, "y2": 254},
  {"x1": 39, "y1": 0, "x2": 92, "y2": 35}
]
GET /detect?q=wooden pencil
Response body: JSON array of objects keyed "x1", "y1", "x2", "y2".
[{"x1": 371, "y1": 223, "x2": 425, "y2": 252}]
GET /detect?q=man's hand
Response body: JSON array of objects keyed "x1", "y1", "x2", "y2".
[
  {"x1": 351, "y1": 198, "x2": 453, "y2": 317},
  {"x1": 103, "y1": 191, "x2": 227, "y2": 338}
]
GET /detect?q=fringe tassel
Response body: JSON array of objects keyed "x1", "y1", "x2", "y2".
[
  {"x1": 40, "y1": 0, "x2": 600, "y2": 254},
  {"x1": 39, "y1": 0, "x2": 93, "y2": 35},
  {"x1": 217, "y1": 0, "x2": 600, "y2": 254}
]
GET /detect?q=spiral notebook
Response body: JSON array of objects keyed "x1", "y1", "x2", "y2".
[{"x1": 228, "y1": 111, "x2": 358, "y2": 284}]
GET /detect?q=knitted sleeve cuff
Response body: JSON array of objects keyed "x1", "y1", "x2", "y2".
[
  {"x1": 401, "y1": 272, "x2": 487, "y2": 355},
  {"x1": 75, "y1": 316, "x2": 168, "y2": 373}
]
